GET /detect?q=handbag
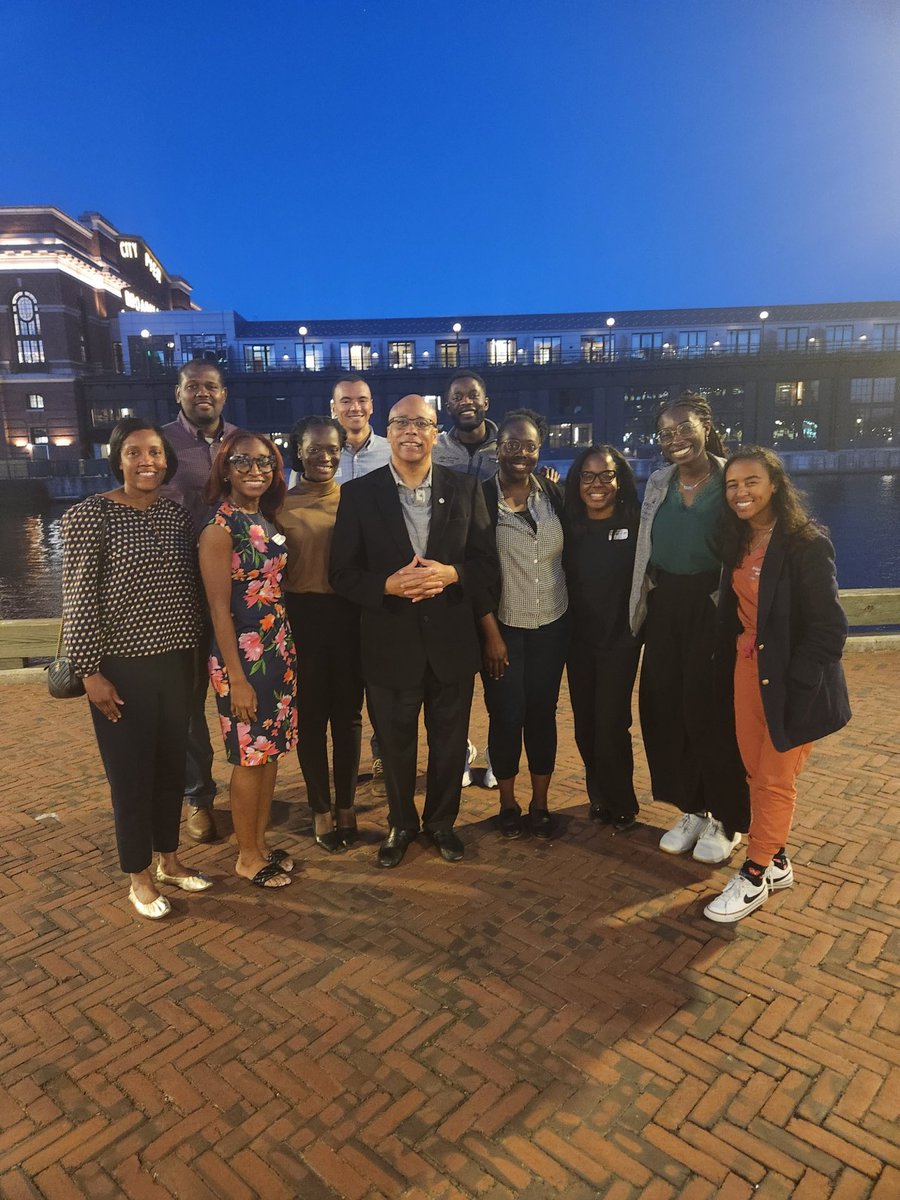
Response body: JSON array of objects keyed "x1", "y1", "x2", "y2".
[{"x1": 46, "y1": 623, "x2": 85, "y2": 699}]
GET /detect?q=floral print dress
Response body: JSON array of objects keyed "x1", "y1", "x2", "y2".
[{"x1": 207, "y1": 502, "x2": 298, "y2": 765}]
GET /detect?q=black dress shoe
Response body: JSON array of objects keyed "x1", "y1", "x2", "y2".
[
  {"x1": 612, "y1": 814, "x2": 639, "y2": 833},
  {"x1": 337, "y1": 826, "x2": 359, "y2": 848},
  {"x1": 589, "y1": 805, "x2": 611, "y2": 823},
  {"x1": 377, "y1": 828, "x2": 416, "y2": 869},
  {"x1": 430, "y1": 829, "x2": 464, "y2": 862},
  {"x1": 314, "y1": 829, "x2": 347, "y2": 854},
  {"x1": 529, "y1": 808, "x2": 555, "y2": 840},
  {"x1": 497, "y1": 806, "x2": 522, "y2": 839}
]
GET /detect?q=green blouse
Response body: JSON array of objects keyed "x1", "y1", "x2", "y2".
[{"x1": 649, "y1": 469, "x2": 723, "y2": 575}]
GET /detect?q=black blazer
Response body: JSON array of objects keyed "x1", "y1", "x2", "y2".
[
  {"x1": 329, "y1": 463, "x2": 498, "y2": 689},
  {"x1": 716, "y1": 527, "x2": 851, "y2": 752}
]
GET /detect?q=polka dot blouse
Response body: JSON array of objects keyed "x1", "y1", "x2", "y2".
[{"x1": 61, "y1": 494, "x2": 203, "y2": 677}]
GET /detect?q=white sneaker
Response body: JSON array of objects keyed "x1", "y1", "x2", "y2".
[
  {"x1": 767, "y1": 854, "x2": 794, "y2": 890},
  {"x1": 462, "y1": 739, "x2": 477, "y2": 787},
  {"x1": 704, "y1": 869, "x2": 770, "y2": 923},
  {"x1": 659, "y1": 812, "x2": 707, "y2": 855},
  {"x1": 483, "y1": 748, "x2": 498, "y2": 789},
  {"x1": 693, "y1": 817, "x2": 741, "y2": 864}
]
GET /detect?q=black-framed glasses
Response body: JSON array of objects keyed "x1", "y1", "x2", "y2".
[
  {"x1": 656, "y1": 419, "x2": 701, "y2": 446},
  {"x1": 387, "y1": 417, "x2": 437, "y2": 431},
  {"x1": 228, "y1": 453, "x2": 277, "y2": 473},
  {"x1": 580, "y1": 469, "x2": 617, "y2": 484},
  {"x1": 499, "y1": 438, "x2": 539, "y2": 454}
]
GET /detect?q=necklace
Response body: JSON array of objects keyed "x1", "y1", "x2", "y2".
[
  {"x1": 749, "y1": 522, "x2": 776, "y2": 552},
  {"x1": 678, "y1": 469, "x2": 711, "y2": 493}
]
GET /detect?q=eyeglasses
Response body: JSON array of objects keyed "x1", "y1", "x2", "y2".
[
  {"x1": 580, "y1": 470, "x2": 617, "y2": 484},
  {"x1": 499, "y1": 438, "x2": 539, "y2": 454},
  {"x1": 656, "y1": 420, "x2": 701, "y2": 446},
  {"x1": 228, "y1": 453, "x2": 277, "y2": 473},
  {"x1": 387, "y1": 417, "x2": 437, "y2": 431}
]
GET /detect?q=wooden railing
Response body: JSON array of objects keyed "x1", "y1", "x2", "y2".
[{"x1": 2, "y1": 590, "x2": 898, "y2": 670}]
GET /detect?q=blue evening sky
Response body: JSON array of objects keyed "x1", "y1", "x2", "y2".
[{"x1": 8, "y1": 0, "x2": 900, "y2": 319}]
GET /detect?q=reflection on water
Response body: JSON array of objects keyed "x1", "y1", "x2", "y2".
[{"x1": 1, "y1": 473, "x2": 898, "y2": 620}]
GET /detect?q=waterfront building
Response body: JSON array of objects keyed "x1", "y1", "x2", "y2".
[{"x1": 0, "y1": 206, "x2": 192, "y2": 462}]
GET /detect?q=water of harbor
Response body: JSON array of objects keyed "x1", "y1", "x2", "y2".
[{"x1": 2, "y1": 473, "x2": 898, "y2": 622}]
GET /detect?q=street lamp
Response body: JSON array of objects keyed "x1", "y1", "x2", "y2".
[
  {"x1": 759, "y1": 310, "x2": 769, "y2": 353},
  {"x1": 140, "y1": 328, "x2": 151, "y2": 379},
  {"x1": 452, "y1": 322, "x2": 462, "y2": 366},
  {"x1": 605, "y1": 316, "x2": 616, "y2": 362},
  {"x1": 298, "y1": 326, "x2": 308, "y2": 370}
]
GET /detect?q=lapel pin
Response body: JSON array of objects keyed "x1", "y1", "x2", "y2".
[{"x1": 438, "y1": 497, "x2": 445, "y2": 504}]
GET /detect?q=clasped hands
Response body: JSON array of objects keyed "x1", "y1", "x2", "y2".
[{"x1": 385, "y1": 554, "x2": 459, "y2": 602}]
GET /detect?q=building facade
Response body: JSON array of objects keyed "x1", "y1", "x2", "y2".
[
  {"x1": 0, "y1": 206, "x2": 193, "y2": 462},
  {"x1": 112, "y1": 303, "x2": 900, "y2": 461}
]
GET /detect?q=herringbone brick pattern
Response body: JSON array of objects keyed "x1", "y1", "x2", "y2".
[{"x1": 3, "y1": 652, "x2": 898, "y2": 1199}]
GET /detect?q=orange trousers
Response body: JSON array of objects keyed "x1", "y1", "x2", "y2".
[{"x1": 734, "y1": 650, "x2": 813, "y2": 868}]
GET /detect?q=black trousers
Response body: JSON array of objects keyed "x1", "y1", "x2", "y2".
[
  {"x1": 183, "y1": 618, "x2": 216, "y2": 808},
  {"x1": 90, "y1": 650, "x2": 194, "y2": 873},
  {"x1": 366, "y1": 667, "x2": 474, "y2": 834},
  {"x1": 567, "y1": 641, "x2": 640, "y2": 819},
  {"x1": 638, "y1": 571, "x2": 750, "y2": 834},
  {"x1": 285, "y1": 591, "x2": 363, "y2": 814},
  {"x1": 482, "y1": 614, "x2": 570, "y2": 779}
]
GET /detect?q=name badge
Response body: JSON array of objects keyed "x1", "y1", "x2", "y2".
[
  {"x1": 610, "y1": 528, "x2": 629, "y2": 541},
  {"x1": 271, "y1": 533, "x2": 287, "y2": 545}
]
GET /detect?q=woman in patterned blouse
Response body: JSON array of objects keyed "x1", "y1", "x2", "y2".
[
  {"x1": 199, "y1": 431, "x2": 299, "y2": 889},
  {"x1": 61, "y1": 418, "x2": 208, "y2": 921}
]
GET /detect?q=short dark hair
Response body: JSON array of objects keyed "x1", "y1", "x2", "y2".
[
  {"x1": 498, "y1": 408, "x2": 548, "y2": 443},
  {"x1": 108, "y1": 417, "x2": 178, "y2": 484},
  {"x1": 445, "y1": 369, "x2": 488, "y2": 401},
  {"x1": 564, "y1": 444, "x2": 640, "y2": 525},
  {"x1": 205, "y1": 429, "x2": 286, "y2": 519},
  {"x1": 331, "y1": 374, "x2": 369, "y2": 399},
  {"x1": 177, "y1": 359, "x2": 226, "y2": 388},
  {"x1": 288, "y1": 415, "x2": 346, "y2": 471}
]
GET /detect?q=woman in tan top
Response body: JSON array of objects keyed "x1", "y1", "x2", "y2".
[{"x1": 279, "y1": 416, "x2": 363, "y2": 852}]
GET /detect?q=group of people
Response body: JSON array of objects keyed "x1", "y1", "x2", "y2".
[{"x1": 60, "y1": 361, "x2": 851, "y2": 925}]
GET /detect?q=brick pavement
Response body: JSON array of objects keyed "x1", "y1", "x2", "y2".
[{"x1": 2, "y1": 652, "x2": 898, "y2": 1199}]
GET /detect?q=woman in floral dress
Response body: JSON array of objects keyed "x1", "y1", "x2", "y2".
[{"x1": 199, "y1": 431, "x2": 299, "y2": 889}]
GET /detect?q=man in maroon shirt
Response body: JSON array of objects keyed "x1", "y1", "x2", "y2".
[{"x1": 162, "y1": 360, "x2": 237, "y2": 842}]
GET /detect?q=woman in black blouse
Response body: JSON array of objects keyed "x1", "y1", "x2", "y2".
[
  {"x1": 563, "y1": 445, "x2": 641, "y2": 832},
  {"x1": 61, "y1": 418, "x2": 209, "y2": 921}
]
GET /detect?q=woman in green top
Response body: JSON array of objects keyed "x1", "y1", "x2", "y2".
[{"x1": 628, "y1": 393, "x2": 749, "y2": 865}]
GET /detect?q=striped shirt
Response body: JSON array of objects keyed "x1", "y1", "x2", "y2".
[{"x1": 495, "y1": 476, "x2": 567, "y2": 628}]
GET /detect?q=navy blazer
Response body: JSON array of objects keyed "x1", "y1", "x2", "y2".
[
  {"x1": 329, "y1": 463, "x2": 498, "y2": 690},
  {"x1": 716, "y1": 527, "x2": 851, "y2": 752}
]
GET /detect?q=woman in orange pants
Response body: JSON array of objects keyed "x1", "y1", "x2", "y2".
[{"x1": 706, "y1": 447, "x2": 851, "y2": 923}]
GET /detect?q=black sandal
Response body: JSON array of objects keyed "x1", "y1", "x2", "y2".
[
  {"x1": 249, "y1": 862, "x2": 292, "y2": 888},
  {"x1": 267, "y1": 848, "x2": 295, "y2": 872}
]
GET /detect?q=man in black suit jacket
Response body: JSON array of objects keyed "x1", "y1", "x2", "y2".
[{"x1": 330, "y1": 394, "x2": 498, "y2": 867}]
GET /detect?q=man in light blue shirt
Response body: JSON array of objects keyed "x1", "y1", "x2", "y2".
[{"x1": 330, "y1": 375, "x2": 391, "y2": 482}]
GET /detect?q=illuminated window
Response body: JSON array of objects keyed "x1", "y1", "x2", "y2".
[
  {"x1": 623, "y1": 387, "x2": 670, "y2": 448},
  {"x1": 581, "y1": 335, "x2": 613, "y2": 364},
  {"x1": 340, "y1": 342, "x2": 372, "y2": 371},
  {"x1": 437, "y1": 339, "x2": 469, "y2": 367},
  {"x1": 92, "y1": 406, "x2": 134, "y2": 427},
  {"x1": 774, "y1": 382, "x2": 819, "y2": 444},
  {"x1": 295, "y1": 342, "x2": 324, "y2": 370},
  {"x1": 533, "y1": 337, "x2": 561, "y2": 365},
  {"x1": 28, "y1": 394, "x2": 45, "y2": 409},
  {"x1": 389, "y1": 341, "x2": 416, "y2": 369},
  {"x1": 726, "y1": 329, "x2": 759, "y2": 354},
  {"x1": 181, "y1": 333, "x2": 228, "y2": 363},
  {"x1": 30, "y1": 427, "x2": 49, "y2": 444},
  {"x1": 12, "y1": 291, "x2": 45, "y2": 365},
  {"x1": 631, "y1": 332, "x2": 662, "y2": 359},
  {"x1": 678, "y1": 330, "x2": 707, "y2": 356},
  {"x1": 243, "y1": 344, "x2": 274, "y2": 371},
  {"x1": 547, "y1": 422, "x2": 592, "y2": 449},
  {"x1": 487, "y1": 338, "x2": 517, "y2": 365},
  {"x1": 849, "y1": 377, "x2": 895, "y2": 446}
]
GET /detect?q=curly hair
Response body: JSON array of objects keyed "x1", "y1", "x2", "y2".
[
  {"x1": 718, "y1": 445, "x2": 826, "y2": 567},
  {"x1": 497, "y1": 408, "x2": 548, "y2": 443},
  {"x1": 563, "y1": 444, "x2": 640, "y2": 527},
  {"x1": 288, "y1": 415, "x2": 346, "y2": 471},
  {"x1": 657, "y1": 390, "x2": 726, "y2": 457},
  {"x1": 205, "y1": 429, "x2": 286, "y2": 519}
]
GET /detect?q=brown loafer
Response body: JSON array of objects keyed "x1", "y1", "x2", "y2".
[{"x1": 185, "y1": 805, "x2": 217, "y2": 843}]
